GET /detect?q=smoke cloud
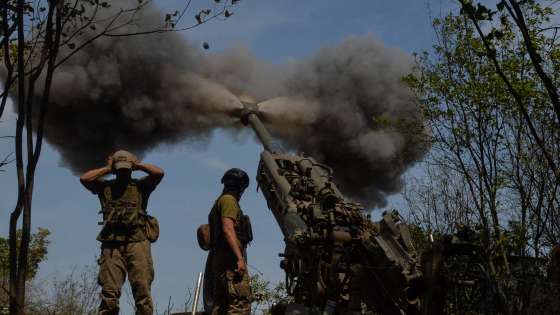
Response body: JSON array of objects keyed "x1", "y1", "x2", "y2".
[{"x1": 10, "y1": 0, "x2": 423, "y2": 209}]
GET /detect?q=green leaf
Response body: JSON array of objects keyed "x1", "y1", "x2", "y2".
[
  {"x1": 496, "y1": 0, "x2": 506, "y2": 11},
  {"x1": 460, "y1": 2, "x2": 476, "y2": 16},
  {"x1": 475, "y1": 4, "x2": 487, "y2": 20},
  {"x1": 494, "y1": 30, "x2": 504, "y2": 40}
]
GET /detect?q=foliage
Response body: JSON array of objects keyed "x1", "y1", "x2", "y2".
[
  {"x1": 2, "y1": 259, "x2": 191, "y2": 315},
  {"x1": 0, "y1": 228, "x2": 51, "y2": 281},
  {"x1": 24, "y1": 264, "x2": 100, "y2": 315},
  {"x1": 400, "y1": 1, "x2": 560, "y2": 313},
  {"x1": 0, "y1": 228, "x2": 51, "y2": 314},
  {"x1": 250, "y1": 274, "x2": 292, "y2": 315}
]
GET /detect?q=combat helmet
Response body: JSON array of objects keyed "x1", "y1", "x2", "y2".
[{"x1": 221, "y1": 168, "x2": 249, "y2": 190}]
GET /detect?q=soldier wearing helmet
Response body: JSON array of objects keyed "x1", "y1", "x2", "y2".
[
  {"x1": 80, "y1": 150, "x2": 164, "y2": 315},
  {"x1": 209, "y1": 168, "x2": 253, "y2": 315}
]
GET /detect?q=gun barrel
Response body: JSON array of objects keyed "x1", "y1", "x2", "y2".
[{"x1": 241, "y1": 101, "x2": 284, "y2": 154}]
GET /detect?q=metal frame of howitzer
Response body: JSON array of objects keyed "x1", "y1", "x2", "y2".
[{"x1": 235, "y1": 101, "x2": 486, "y2": 315}]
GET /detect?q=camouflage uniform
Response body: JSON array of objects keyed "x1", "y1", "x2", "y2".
[
  {"x1": 212, "y1": 249, "x2": 252, "y2": 315},
  {"x1": 211, "y1": 195, "x2": 252, "y2": 315},
  {"x1": 98, "y1": 240, "x2": 154, "y2": 315},
  {"x1": 93, "y1": 177, "x2": 156, "y2": 315},
  {"x1": 550, "y1": 242, "x2": 560, "y2": 314}
]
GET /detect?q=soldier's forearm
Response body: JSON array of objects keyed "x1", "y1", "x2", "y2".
[
  {"x1": 80, "y1": 167, "x2": 109, "y2": 190},
  {"x1": 136, "y1": 162, "x2": 164, "y2": 187},
  {"x1": 81, "y1": 167, "x2": 109, "y2": 182},
  {"x1": 136, "y1": 162, "x2": 164, "y2": 176}
]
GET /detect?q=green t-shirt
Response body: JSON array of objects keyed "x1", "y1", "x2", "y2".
[
  {"x1": 94, "y1": 177, "x2": 155, "y2": 242},
  {"x1": 217, "y1": 194, "x2": 242, "y2": 248}
]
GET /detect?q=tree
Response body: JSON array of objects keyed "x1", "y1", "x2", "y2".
[
  {"x1": 0, "y1": 228, "x2": 51, "y2": 312},
  {"x1": 0, "y1": 0, "x2": 239, "y2": 313},
  {"x1": 401, "y1": 1, "x2": 559, "y2": 313},
  {"x1": 249, "y1": 274, "x2": 292, "y2": 315},
  {"x1": 28, "y1": 265, "x2": 99, "y2": 315},
  {"x1": 457, "y1": 0, "x2": 560, "y2": 186}
]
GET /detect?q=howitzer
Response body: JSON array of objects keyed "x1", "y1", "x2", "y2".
[{"x1": 240, "y1": 101, "x2": 481, "y2": 315}]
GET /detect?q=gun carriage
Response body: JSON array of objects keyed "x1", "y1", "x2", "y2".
[{"x1": 238, "y1": 101, "x2": 480, "y2": 315}]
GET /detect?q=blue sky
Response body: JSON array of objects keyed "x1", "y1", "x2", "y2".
[{"x1": 0, "y1": 0, "x2": 456, "y2": 313}]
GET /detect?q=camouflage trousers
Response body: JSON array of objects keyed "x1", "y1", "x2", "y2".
[
  {"x1": 97, "y1": 240, "x2": 154, "y2": 315},
  {"x1": 211, "y1": 248, "x2": 252, "y2": 315}
]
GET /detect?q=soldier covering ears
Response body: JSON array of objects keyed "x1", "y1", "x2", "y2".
[{"x1": 80, "y1": 150, "x2": 164, "y2": 315}]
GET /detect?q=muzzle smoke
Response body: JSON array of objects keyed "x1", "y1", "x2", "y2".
[{"x1": 9, "y1": 0, "x2": 423, "y2": 209}]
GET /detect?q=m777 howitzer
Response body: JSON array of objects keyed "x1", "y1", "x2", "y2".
[{"x1": 240, "y1": 101, "x2": 481, "y2": 315}]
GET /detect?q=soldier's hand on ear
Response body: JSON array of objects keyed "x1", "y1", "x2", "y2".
[
  {"x1": 107, "y1": 156, "x2": 114, "y2": 174},
  {"x1": 132, "y1": 155, "x2": 140, "y2": 171}
]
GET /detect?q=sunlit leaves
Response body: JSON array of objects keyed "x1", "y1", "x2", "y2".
[
  {"x1": 460, "y1": 1, "x2": 498, "y2": 21},
  {"x1": 485, "y1": 30, "x2": 505, "y2": 41},
  {"x1": 166, "y1": 11, "x2": 179, "y2": 22},
  {"x1": 250, "y1": 273, "x2": 294, "y2": 315},
  {"x1": 496, "y1": 0, "x2": 507, "y2": 12},
  {"x1": 404, "y1": 2, "x2": 560, "y2": 285},
  {"x1": 0, "y1": 228, "x2": 52, "y2": 280},
  {"x1": 194, "y1": 8, "x2": 218, "y2": 25}
]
